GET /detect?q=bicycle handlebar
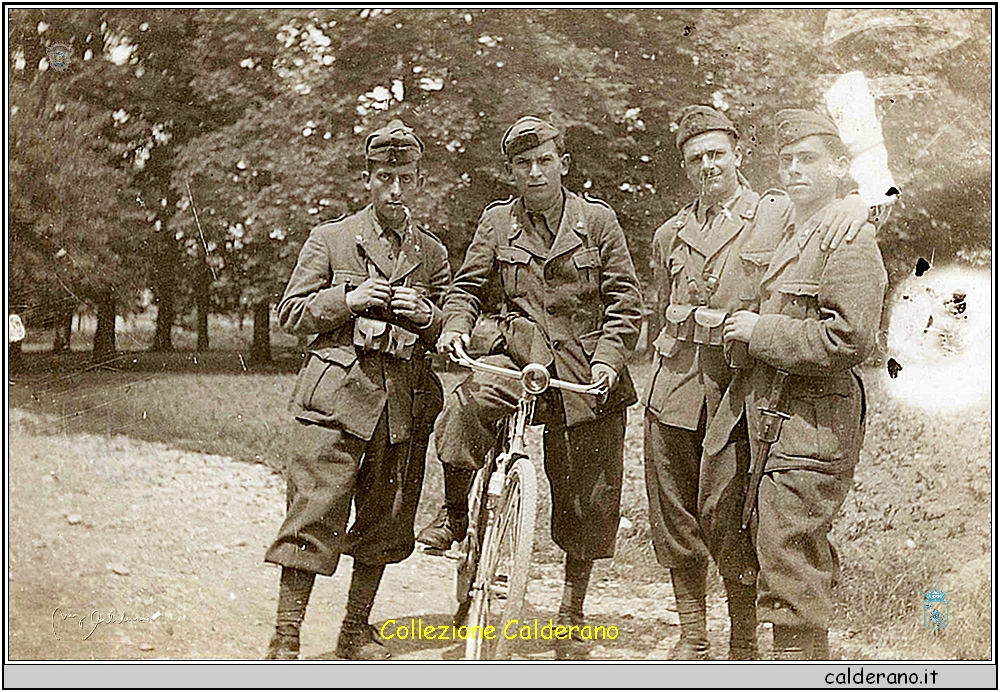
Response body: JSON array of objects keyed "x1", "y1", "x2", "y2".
[{"x1": 449, "y1": 341, "x2": 609, "y2": 398}]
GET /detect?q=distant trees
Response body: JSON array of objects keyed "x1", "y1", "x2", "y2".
[{"x1": 9, "y1": 8, "x2": 991, "y2": 357}]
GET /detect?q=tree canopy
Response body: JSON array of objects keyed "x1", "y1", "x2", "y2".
[{"x1": 8, "y1": 8, "x2": 992, "y2": 352}]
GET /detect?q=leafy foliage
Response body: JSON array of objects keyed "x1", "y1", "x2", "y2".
[{"x1": 9, "y1": 9, "x2": 992, "y2": 345}]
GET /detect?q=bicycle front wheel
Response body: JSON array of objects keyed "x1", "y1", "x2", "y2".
[{"x1": 464, "y1": 456, "x2": 537, "y2": 660}]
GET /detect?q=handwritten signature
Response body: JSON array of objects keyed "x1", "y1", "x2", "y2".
[{"x1": 52, "y1": 607, "x2": 152, "y2": 640}]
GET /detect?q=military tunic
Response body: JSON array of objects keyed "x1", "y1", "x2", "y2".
[
  {"x1": 701, "y1": 203, "x2": 887, "y2": 630},
  {"x1": 265, "y1": 205, "x2": 452, "y2": 575},
  {"x1": 641, "y1": 185, "x2": 790, "y2": 574},
  {"x1": 435, "y1": 188, "x2": 643, "y2": 559}
]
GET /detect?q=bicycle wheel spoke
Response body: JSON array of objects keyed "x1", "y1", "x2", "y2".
[{"x1": 464, "y1": 458, "x2": 537, "y2": 660}]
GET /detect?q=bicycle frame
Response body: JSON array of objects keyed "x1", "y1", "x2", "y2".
[{"x1": 448, "y1": 341, "x2": 607, "y2": 659}]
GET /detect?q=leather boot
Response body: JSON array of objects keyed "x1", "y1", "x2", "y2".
[
  {"x1": 724, "y1": 577, "x2": 758, "y2": 660},
  {"x1": 335, "y1": 624, "x2": 391, "y2": 660},
  {"x1": 417, "y1": 466, "x2": 473, "y2": 551},
  {"x1": 669, "y1": 564, "x2": 710, "y2": 660},
  {"x1": 772, "y1": 625, "x2": 825, "y2": 660},
  {"x1": 811, "y1": 629, "x2": 832, "y2": 660},
  {"x1": 263, "y1": 631, "x2": 300, "y2": 660}
]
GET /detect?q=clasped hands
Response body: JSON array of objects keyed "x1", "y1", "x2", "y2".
[{"x1": 346, "y1": 277, "x2": 432, "y2": 326}]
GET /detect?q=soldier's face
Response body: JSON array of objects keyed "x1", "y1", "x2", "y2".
[
  {"x1": 363, "y1": 162, "x2": 422, "y2": 228},
  {"x1": 505, "y1": 140, "x2": 569, "y2": 211},
  {"x1": 681, "y1": 131, "x2": 742, "y2": 205},
  {"x1": 778, "y1": 135, "x2": 847, "y2": 213}
]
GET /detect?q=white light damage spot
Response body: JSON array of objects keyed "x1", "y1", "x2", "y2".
[
  {"x1": 884, "y1": 265, "x2": 990, "y2": 411},
  {"x1": 9, "y1": 314, "x2": 25, "y2": 343}
]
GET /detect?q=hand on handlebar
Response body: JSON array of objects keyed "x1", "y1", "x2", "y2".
[
  {"x1": 590, "y1": 363, "x2": 616, "y2": 404},
  {"x1": 437, "y1": 330, "x2": 469, "y2": 356}
]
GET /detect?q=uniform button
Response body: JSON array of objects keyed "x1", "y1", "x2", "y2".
[
  {"x1": 553, "y1": 340, "x2": 562, "y2": 350},
  {"x1": 547, "y1": 306, "x2": 557, "y2": 315}
]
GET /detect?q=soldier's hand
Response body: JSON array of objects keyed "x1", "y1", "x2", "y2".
[
  {"x1": 724, "y1": 310, "x2": 759, "y2": 344},
  {"x1": 818, "y1": 193, "x2": 868, "y2": 251},
  {"x1": 346, "y1": 277, "x2": 391, "y2": 313},
  {"x1": 591, "y1": 363, "x2": 617, "y2": 397},
  {"x1": 437, "y1": 330, "x2": 469, "y2": 356},
  {"x1": 390, "y1": 286, "x2": 432, "y2": 326}
]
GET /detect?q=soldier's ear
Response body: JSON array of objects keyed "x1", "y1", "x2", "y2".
[
  {"x1": 361, "y1": 169, "x2": 372, "y2": 192},
  {"x1": 416, "y1": 171, "x2": 426, "y2": 190},
  {"x1": 733, "y1": 145, "x2": 743, "y2": 169},
  {"x1": 829, "y1": 155, "x2": 850, "y2": 180},
  {"x1": 559, "y1": 152, "x2": 571, "y2": 177}
]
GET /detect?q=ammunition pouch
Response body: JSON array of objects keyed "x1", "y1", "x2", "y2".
[
  {"x1": 664, "y1": 305, "x2": 727, "y2": 346},
  {"x1": 352, "y1": 316, "x2": 418, "y2": 360}
]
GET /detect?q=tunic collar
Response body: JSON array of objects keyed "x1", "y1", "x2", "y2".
[{"x1": 695, "y1": 185, "x2": 743, "y2": 226}]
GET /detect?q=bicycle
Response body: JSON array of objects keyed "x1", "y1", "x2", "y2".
[{"x1": 447, "y1": 342, "x2": 608, "y2": 660}]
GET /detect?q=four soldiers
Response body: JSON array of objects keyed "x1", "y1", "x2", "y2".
[{"x1": 265, "y1": 106, "x2": 886, "y2": 660}]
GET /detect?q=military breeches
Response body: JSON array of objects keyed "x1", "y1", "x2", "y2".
[
  {"x1": 696, "y1": 414, "x2": 758, "y2": 585},
  {"x1": 756, "y1": 468, "x2": 853, "y2": 630},
  {"x1": 434, "y1": 354, "x2": 625, "y2": 560},
  {"x1": 644, "y1": 408, "x2": 717, "y2": 570},
  {"x1": 265, "y1": 409, "x2": 428, "y2": 575}
]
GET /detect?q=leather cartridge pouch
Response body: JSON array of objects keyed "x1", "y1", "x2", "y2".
[
  {"x1": 692, "y1": 307, "x2": 727, "y2": 346},
  {"x1": 664, "y1": 305, "x2": 696, "y2": 342},
  {"x1": 386, "y1": 324, "x2": 418, "y2": 360},
  {"x1": 352, "y1": 316, "x2": 417, "y2": 360},
  {"x1": 353, "y1": 316, "x2": 389, "y2": 352}
]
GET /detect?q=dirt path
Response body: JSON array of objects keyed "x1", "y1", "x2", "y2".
[{"x1": 9, "y1": 409, "x2": 744, "y2": 661}]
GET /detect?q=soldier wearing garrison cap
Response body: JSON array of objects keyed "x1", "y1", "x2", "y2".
[
  {"x1": 701, "y1": 106, "x2": 887, "y2": 659},
  {"x1": 262, "y1": 119, "x2": 451, "y2": 661},
  {"x1": 418, "y1": 115, "x2": 643, "y2": 660},
  {"x1": 642, "y1": 105, "x2": 870, "y2": 660},
  {"x1": 365, "y1": 118, "x2": 425, "y2": 164}
]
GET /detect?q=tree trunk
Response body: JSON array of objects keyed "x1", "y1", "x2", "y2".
[
  {"x1": 250, "y1": 301, "x2": 272, "y2": 364},
  {"x1": 93, "y1": 288, "x2": 117, "y2": 362},
  {"x1": 53, "y1": 308, "x2": 74, "y2": 352},
  {"x1": 152, "y1": 289, "x2": 176, "y2": 351},
  {"x1": 150, "y1": 229, "x2": 180, "y2": 352},
  {"x1": 195, "y1": 265, "x2": 210, "y2": 352}
]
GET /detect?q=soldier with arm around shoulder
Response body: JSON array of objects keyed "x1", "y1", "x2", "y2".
[
  {"x1": 704, "y1": 109, "x2": 888, "y2": 660},
  {"x1": 642, "y1": 106, "x2": 870, "y2": 660}
]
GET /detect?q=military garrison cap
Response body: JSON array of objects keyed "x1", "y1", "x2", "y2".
[
  {"x1": 365, "y1": 119, "x2": 424, "y2": 164},
  {"x1": 774, "y1": 109, "x2": 841, "y2": 151},
  {"x1": 501, "y1": 116, "x2": 561, "y2": 159},
  {"x1": 675, "y1": 105, "x2": 738, "y2": 150}
]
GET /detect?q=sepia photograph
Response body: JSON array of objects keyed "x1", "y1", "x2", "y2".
[{"x1": 5, "y1": 5, "x2": 994, "y2": 688}]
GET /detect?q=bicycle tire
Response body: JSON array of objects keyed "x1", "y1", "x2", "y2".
[{"x1": 464, "y1": 456, "x2": 537, "y2": 660}]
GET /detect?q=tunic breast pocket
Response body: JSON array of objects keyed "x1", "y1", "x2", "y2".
[
  {"x1": 777, "y1": 281, "x2": 821, "y2": 320},
  {"x1": 496, "y1": 246, "x2": 532, "y2": 298},
  {"x1": 738, "y1": 250, "x2": 772, "y2": 302},
  {"x1": 332, "y1": 270, "x2": 367, "y2": 292},
  {"x1": 572, "y1": 247, "x2": 601, "y2": 292}
]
